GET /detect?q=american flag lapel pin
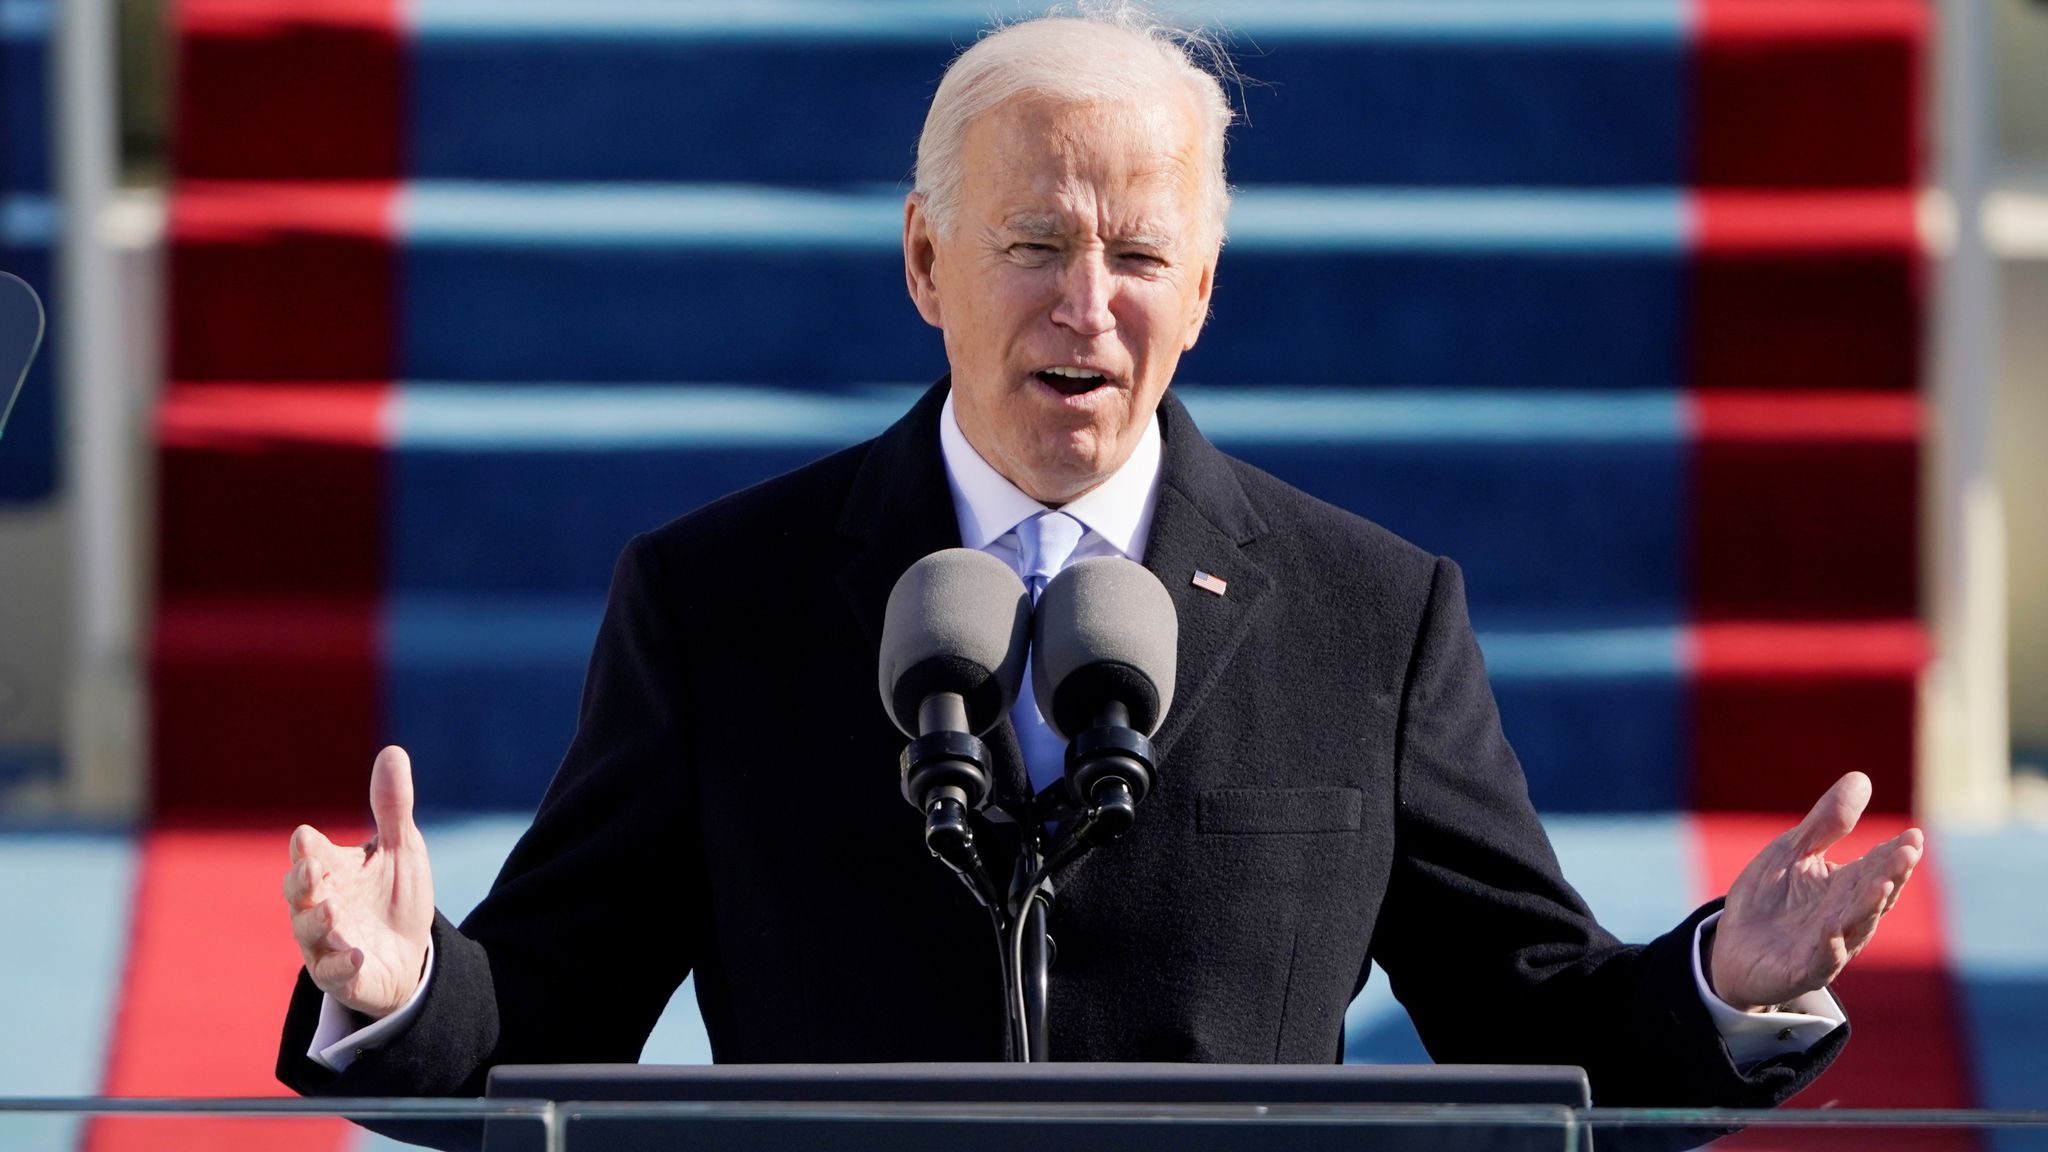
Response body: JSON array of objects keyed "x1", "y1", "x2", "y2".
[{"x1": 1191, "y1": 570, "x2": 1228, "y2": 597}]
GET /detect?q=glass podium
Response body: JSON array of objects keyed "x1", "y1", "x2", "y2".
[{"x1": 5, "y1": 1096, "x2": 2048, "y2": 1152}]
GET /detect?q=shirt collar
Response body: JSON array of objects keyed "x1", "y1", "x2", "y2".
[{"x1": 938, "y1": 389, "x2": 1163, "y2": 562}]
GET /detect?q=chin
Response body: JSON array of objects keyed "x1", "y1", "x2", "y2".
[{"x1": 1020, "y1": 451, "x2": 1112, "y2": 503}]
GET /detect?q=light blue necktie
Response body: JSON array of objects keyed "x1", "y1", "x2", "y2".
[{"x1": 1010, "y1": 511, "x2": 1086, "y2": 796}]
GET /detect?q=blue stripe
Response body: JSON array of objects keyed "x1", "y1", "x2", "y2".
[
  {"x1": 395, "y1": 385, "x2": 921, "y2": 449},
  {"x1": 386, "y1": 595, "x2": 605, "y2": 665},
  {"x1": 1476, "y1": 628, "x2": 1682, "y2": 679},
  {"x1": 388, "y1": 384, "x2": 1684, "y2": 626},
  {"x1": 1228, "y1": 190, "x2": 1681, "y2": 253},
  {"x1": 407, "y1": 22, "x2": 1685, "y2": 188},
  {"x1": 1184, "y1": 389, "x2": 1681, "y2": 442},
  {"x1": 395, "y1": 385, "x2": 1682, "y2": 448},
  {"x1": 399, "y1": 184, "x2": 1683, "y2": 253},
  {"x1": 399, "y1": 184, "x2": 909, "y2": 250},
  {"x1": 0, "y1": 196, "x2": 55, "y2": 247},
  {"x1": 1940, "y1": 827, "x2": 2048, "y2": 1130},
  {"x1": 0, "y1": 832, "x2": 136, "y2": 1148},
  {"x1": 1540, "y1": 814, "x2": 1698, "y2": 940},
  {"x1": 411, "y1": 0, "x2": 1682, "y2": 40},
  {"x1": 0, "y1": 0, "x2": 50, "y2": 38}
]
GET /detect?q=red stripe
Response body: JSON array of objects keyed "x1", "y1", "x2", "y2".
[
  {"x1": 1687, "y1": 623, "x2": 1922, "y2": 814},
  {"x1": 1693, "y1": 621, "x2": 1927, "y2": 679},
  {"x1": 1693, "y1": 190, "x2": 1920, "y2": 254},
  {"x1": 1688, "y1": 394, "x2": 1920, "y2": 621},
  {"x1": 174, "y1": 0, "x2": 404, "y2": 181},
  {"x1": 1695, "y1": 391, "x2": 1920, "y2": 443},
  {"x1": 168, "y1": 182, "x2": 398, "y2": 383},
  {"x1": 1692, "y1": 814, "x2": 1976, "y2": 1150},
  {"x1": 156, "y1": 382, "x2": 390, "y2": 599},
  {"x1": 1686, "y1": 191, "x2": 1925, "y2": 394},
  {"x1": 88, "y1": 826, "x2": 367, "y2": 1152},
  {"x1": 1691, "y1": 0, "x2": 1926, "y2": 187},
  {"x1": 172, "y1": 180, "x2": 395, "y2": 242},
  {"x1": 152, "y1": 598, "x2": 384, "y2": 819}
]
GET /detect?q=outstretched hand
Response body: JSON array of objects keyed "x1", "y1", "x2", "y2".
[
  {"x1": 1707, "y1": 771, "x2": 1923, "y2": 1012},
  {"x1": 282, "y1": 746, "x2": 436, "y2": 1019}
]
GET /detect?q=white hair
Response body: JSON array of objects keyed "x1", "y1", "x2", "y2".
[{"x1": 913, "y1": 4, "x2": 1237, "y2": 243}]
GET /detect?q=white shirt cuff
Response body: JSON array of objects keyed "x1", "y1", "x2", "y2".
[
  {"x1": 1692, "y1": 910, "x2": 1845, "y2": 1069},
  {"x1": 306, "y1": 940, "x2": 435, "y2": 1073}
]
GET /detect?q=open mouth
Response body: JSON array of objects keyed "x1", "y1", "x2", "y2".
[{"x1": 1035, "y1": 367, "x2": 1112, "y2": 397}]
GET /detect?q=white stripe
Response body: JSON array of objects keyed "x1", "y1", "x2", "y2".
[
  {"x1": 399, "y1": 184, "x2": 1685, "y2": 252},
  {"x1": 395, "y1": 385, "x2": 1683, "y2": 449}
]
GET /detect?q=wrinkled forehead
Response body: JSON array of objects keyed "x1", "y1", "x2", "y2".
[{"x1": 963, "y1": 95, "x2": 1207, "y2": 234}]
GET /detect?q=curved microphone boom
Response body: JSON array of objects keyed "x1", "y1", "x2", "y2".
[
  {"x1": 879, "y1": 548, "x2": 1032, "y2": 905},
  {"x1": 1032, "y1": 556, "x2": 1178, "y2": 843}
]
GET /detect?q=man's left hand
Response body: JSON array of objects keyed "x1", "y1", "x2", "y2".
[{"x1": 1706, "y1": 771, "x2": 1924, "y2": 1013}]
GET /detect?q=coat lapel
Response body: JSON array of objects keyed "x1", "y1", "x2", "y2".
[
  {"x1": 832, "y1": 382, "x2": 1271, "y2": 816},
  {"x1": 833, "y1": 379, "x2": 1034, "y2": 816},
  {"x1": 1141, "y1": 391, "x2": 1272, "y2": 761}
]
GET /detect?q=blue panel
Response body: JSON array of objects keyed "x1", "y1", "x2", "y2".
[
  {"x1": 407, "y1": 2, "x2": 1685, "y2": 186},
  {"x1": 1490, "y1": 660, "x2": 1685, "y2": 812},
  {"x1": 0, "y1": 830, "x2": 136, "y2": 1151},
  {"x1": 1215, "y1": 438, "x2": 1682, "y2": 627},
  {"x1": 1539, "y1": 814, "x2": 1696, "y2": 940},
  {"x1": 398, "y1": 188, "x2": 1682, "y2": 388},
  {"x1": 0, "y1": 232, "x2": 58, "y2": 501},
  {"x1": 383, "y1": 596, "x2": 604, "y2": 811},
  {"x1": 400, "y1": 244, "x2": 943, "y2": 385},
  {"x1": 1940, "y1": 828, "x2": 2048, "y2": 1129},
  {"x1": 1227, "y1": 36, "x2": 1684, "y2": 188},
  {"x1": 2, "y1": 1, "x2": 52, "y2": 194},
  {"x1": 390, "y1": 387, "x2": 1683, "y2": 624},
  {"x1": 390, "y1": 440, "x2": 849, "y2": 596}
]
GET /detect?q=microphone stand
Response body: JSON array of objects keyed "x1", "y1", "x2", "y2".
[
  {"x1": 1010, "y1": 844, "x2": 1052, "y2": 1062},
  {"x1": 906, "y1": 710, "x2": 1155, "y2": 1063}
]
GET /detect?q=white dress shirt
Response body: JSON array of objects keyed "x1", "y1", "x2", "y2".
[{"x1": 310, "y1": 391, "x2": 1841, "y2": 1071}]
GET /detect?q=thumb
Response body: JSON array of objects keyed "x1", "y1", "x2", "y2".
[
  {"x1": 369, "y1": 745, "x2": 418, "y2": 849},
  {"x1": 1792, "y1": 770, "x2": 1871, "y2": 856}
]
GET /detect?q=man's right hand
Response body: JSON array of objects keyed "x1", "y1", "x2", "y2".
[{"x1": 283, "y1": 745, "x2": 435, "y2": 1020}]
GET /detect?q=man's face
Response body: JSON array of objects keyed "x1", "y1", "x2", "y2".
[{"x1": 904, "y1": 93, "x2": 1218, "y2": 506}]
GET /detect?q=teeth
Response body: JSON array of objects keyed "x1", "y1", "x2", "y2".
[{"x1": 1043, "y1": 366, "x2": 1105, "y2": 379}]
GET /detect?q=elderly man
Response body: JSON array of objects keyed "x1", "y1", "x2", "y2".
[{"x1": 279, "y1": 8, "x2": 1921, "y2": 1111}]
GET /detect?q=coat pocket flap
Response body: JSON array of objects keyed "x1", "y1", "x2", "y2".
[{"x1": 1197, "y1": 787, "x2": 1363, "y2": 834}]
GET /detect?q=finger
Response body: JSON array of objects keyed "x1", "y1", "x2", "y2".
[
  {"x1": 1878, "y1": 843, "x2": 1921, "y2": 915},
  {"x1": 282, "y1": 856, "x2": 325, "y2": 910},
  {"x1": 1792, "y1": 772, "x2": 1872, "y2": 857},
  {"x1": 310, "y1": 945, "x2": 365, "y2": 992},
  {"x1": 1841, "y1": 874, "x2": 1895, "y2": 955},
  {"x1": 369, "y1": 745, "x2": 417, "y2": 851},
  {"x1": 288, "y1": 824, "x2": 335, "y2": 865},
  {"x1": 292, "y1": 899, "x2": 339, "y2": 955}
]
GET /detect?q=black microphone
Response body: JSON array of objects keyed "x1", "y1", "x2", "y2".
[
  {"x1": 1032, "y1": 556, "x2": 1177, "y2": 842},
  {"x1": 879, "y1": 548, "x2": 1031, "y2": 903}
]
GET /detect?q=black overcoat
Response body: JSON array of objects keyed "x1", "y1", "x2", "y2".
[{"x1": 279, "y1": 380, "x2": 1843, "y2": 1110}]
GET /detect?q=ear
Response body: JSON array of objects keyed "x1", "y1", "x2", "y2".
[
  {"x1": 903, "y1": 194, "x2": 944, "y2": 330},
  {"x1": 1181, "y1": 247, "x2": 1217, "y2": 352}
]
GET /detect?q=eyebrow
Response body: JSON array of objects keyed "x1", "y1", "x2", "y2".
[{"x1": 999, "y1": 215, "x2": 1177, "y2": 250}]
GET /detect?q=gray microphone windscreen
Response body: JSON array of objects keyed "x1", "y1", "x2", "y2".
[
  {"x1": 1032, "y1": 556, "x2": 1177, "y2": 739},
  {"x1": 879, "y1": 548, "x2": 1032, "y2": 737}
]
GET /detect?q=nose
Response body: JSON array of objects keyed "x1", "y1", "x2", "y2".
[{"x1": 1049, "y1": 251, "x2": 1116, "y2": 337}]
